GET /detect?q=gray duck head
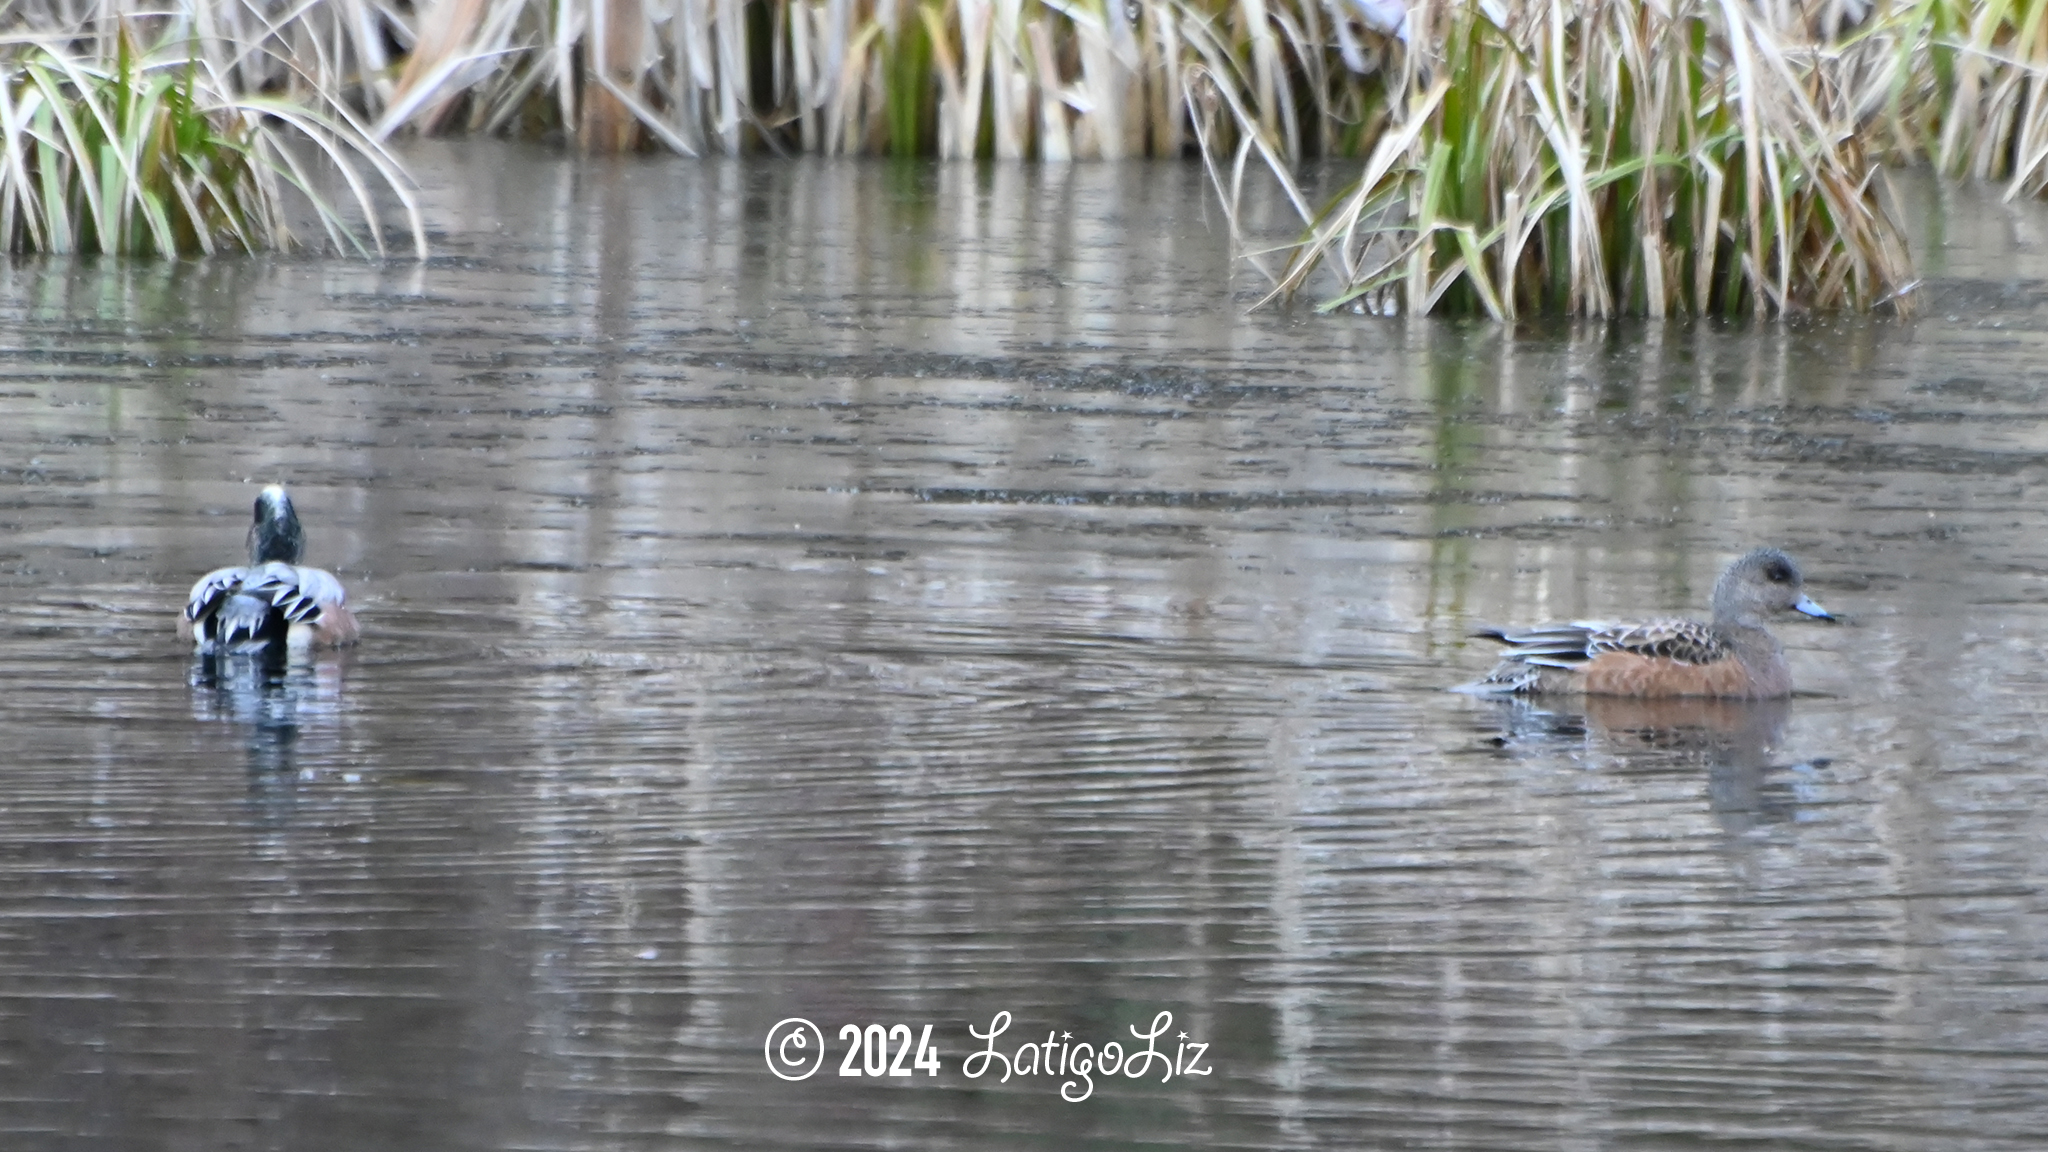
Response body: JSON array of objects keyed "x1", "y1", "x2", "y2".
[{"x1": 1710, "y1": 547, "x2": 1831, "y2": 628}]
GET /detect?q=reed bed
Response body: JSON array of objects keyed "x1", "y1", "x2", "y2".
[
  {"x1": 1191, "y1": 0, "x2": 1916, "y2": 317},
  {"x1": 1907, "y1": 0, "x2": 2048, "y2": 198},
  {"x1": 0, "y1": 0, "x2": 2035, "y2": 308},
  {"x1": 358, "y1": 0, "x2": 1203, "y2": 160}
]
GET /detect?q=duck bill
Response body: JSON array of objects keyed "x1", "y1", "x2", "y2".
[{"x1": 1792, "y1": 595, "x2": 1834, "y2": 621}]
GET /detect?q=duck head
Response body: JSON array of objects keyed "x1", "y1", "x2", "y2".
[
  {"x1": 1711, "y1": 547, "x2": 1832, "y2": 627},
  {"x1": 246, "y1": 484, "x2": 305, "y2": 565}
]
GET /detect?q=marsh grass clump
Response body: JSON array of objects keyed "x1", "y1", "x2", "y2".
[
  {"x1": 1903, "y1": 0, "x2": 2048, "y2": 198},
  {"x1": 1190, "y1": 0, "x2": 1914, "y2": 319},
  {"x1": 0, "y1": 23, "x2": 423, "y2": 257}
]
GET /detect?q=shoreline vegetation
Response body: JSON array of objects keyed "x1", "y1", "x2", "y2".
[
  {"x1": 0, "y1": 1, "x2": 2043, "y2": 316},
  {"x1": 0, "y1": 21, "x2": 424, "y2": 258}
]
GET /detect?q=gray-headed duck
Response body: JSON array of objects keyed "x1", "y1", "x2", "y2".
[{"x1": 1464, "y1": 547, "x2": 1832, "y2": 699}]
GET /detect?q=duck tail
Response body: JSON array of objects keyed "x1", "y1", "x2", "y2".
[{"x1": 208, "y1": 592, "x2": 287, "y2": 653}]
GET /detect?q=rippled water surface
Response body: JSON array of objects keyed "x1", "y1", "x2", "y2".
[{"x1": 5, "y1": 148, "x2": 2048, "y2": 1150}]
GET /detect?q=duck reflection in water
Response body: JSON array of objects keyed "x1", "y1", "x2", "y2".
[
  {"x1": 190, "y1": 646, "x2": 349, "y2": 790},
  {"x1": 1480, "y1": 695, "x2": 1826, "y2": 841}
]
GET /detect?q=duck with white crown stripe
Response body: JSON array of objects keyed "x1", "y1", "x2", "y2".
[{"x1": 180, "y1": 485, "x2": 359, "y2": 655}]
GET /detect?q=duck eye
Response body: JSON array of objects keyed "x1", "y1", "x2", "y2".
[{"x1": 1764, "y1": 562, "x2": 1791, "y2": 583}]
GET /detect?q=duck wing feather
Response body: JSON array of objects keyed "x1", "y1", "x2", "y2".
[
  {"x1": 1464, "y1": 618, "x2": 1727, "y2": 694},
  {"x1": 184, "y1": 562, "x2": 349, "y2": 651}
]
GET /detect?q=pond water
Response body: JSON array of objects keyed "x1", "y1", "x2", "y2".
[{"x1": 4, "y1": 146, "x2": 2048, "y2": 1150}]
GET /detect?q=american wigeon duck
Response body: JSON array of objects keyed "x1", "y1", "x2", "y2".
[
  {"x1": 180, "y1": 485, "x2": 359, "y2": 655},
  {"x1": 1464, "y1": 547, "x2": 1832, "y2": 698}
]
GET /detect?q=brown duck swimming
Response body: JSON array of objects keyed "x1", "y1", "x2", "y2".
[{"x1": 1463, "y1": 548, "x2": 1832, "y2": 699}]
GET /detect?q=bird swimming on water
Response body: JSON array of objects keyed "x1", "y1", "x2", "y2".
[
  {"x1": 180, "y1": 484, "x2": 359, "y2": 655},
  {"x1": 1462, "y1": 547, "x2": 1832, "y2": 699}
]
